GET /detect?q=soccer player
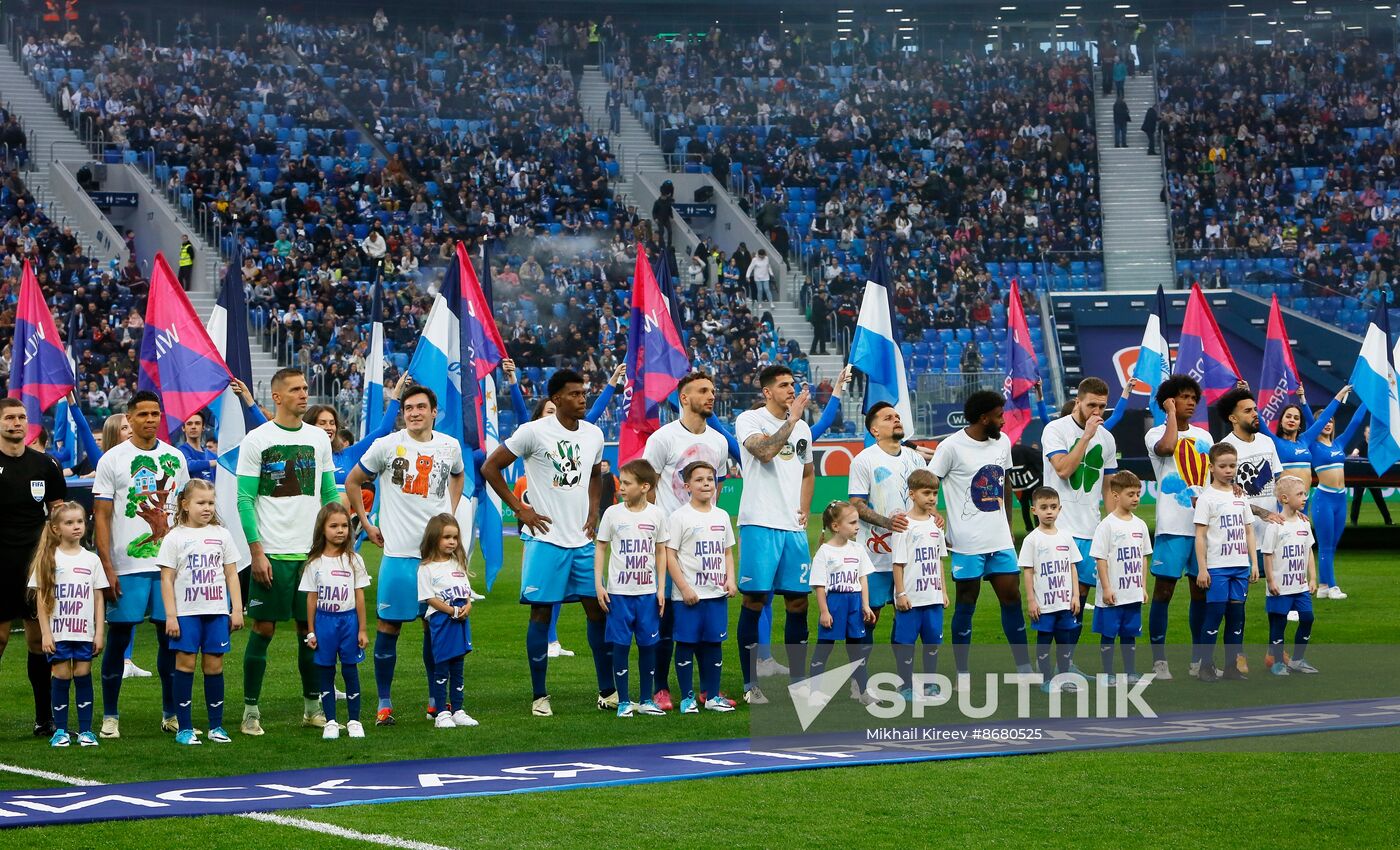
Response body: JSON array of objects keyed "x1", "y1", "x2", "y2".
[
  {"x1": 890, "y1": 470, "x2": 948, "y2": 698},
  {"x1": 0, "y1": 397, "x2": 69, "y2": 737},
  {"x1": 928, "y1": 390, "x2": 1031, "y2": 678},
  {"x1": 1041, "y1": 377, "x2": 1119, "y2": 614},
  {"x1": 1017, "y1": 488, "x2": 1081, "y2": 694},
  {"x1": 482, "y1": 369, "x2": 612, "y2": 717},
  {"x1": 93, "y1": 390, "x2": 190, "y2": 739},
  {"x1": 734, "y1": 365, "x2": 815, "y2": 704},
  {"x1": 1261, "y1": 476, "x2": 1318, "y2": 675},
  {"x1": 594, "y1": 459, "x2": 669, "y2": 716},
  {"x1": 236, "y1": 368, "x2": 339, "y2": 734},
  {"x1": 346, "y1": 384, "x2": 465, "y2": 726},
  {"x1": 641, "y1": 371, "x2": 735, "y2": 710},
  {"x1": 1144, "y1": 375, "x2": 1211, "y2": 679},
  {"x1": 1194, "y1": 443, "x2": 1257, "y2": 683},
  {"x1": 1090, "y1": 472, "x2": 1151, "y2": 683},
  {"x1": 848, "y1": 402, "x2": 928, "y2": 641}
]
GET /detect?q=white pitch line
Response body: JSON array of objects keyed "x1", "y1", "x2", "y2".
[{"x1": 0, "y1": 762, "x2": 454, "y2": 850}]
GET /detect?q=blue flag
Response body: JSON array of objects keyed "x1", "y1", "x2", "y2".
[{"x1": 849, "y1": 244, "x2": 912, "y2": 440}]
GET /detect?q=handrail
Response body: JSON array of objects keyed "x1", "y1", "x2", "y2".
[{"x1": 1151, "y1": 39, "x2": 1177, "y2": 289}]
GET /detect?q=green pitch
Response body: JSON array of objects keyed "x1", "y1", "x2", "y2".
[{"x1": 1, "y1": 503, "x2": 1397, "y2": 847}]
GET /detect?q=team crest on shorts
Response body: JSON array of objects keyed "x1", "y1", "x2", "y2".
[{"x1": 30, "y1": 480, "x2": 45, "y2": 502}]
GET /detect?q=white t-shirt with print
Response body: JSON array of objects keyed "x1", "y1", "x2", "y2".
[
  {"x1": 1089, "y1": 513, "x2": 1151, "y2": 605},
  {"x1": 29, "y1": 548, "x2": 109, "y2": 642},
  {"x1": 1193, "y1": 486, "x2": 1253, "y2": 569},
  {"x1": 928, "y1": 429, "x2": 1014, "y2": 554},
  {"x1": 1041, "y1": 414, "x2": 1118, "y2": 539},
  {"x1": 735, "y1": 407, "x2": 813, "y2": 531},
  {"x1": 810, "y1": 539, "x2": 874, "y2": 594},
  {"x1": 298, "y1": 553, "x2": 372, "y2": 613},
  {"x1": 891, "y1": 516, "x2": 948, "y2": 607},
  {"x1": 156, "y1": 524, "x2": 241, "y2": 616},
  {"x1": 596, "y1": 502, "x2": 668, "y2": 596},
  {"x1": 94, "y1": 440, "x2": 189, "y2": 575},
  {"x1": 666, "y1": 502, "x2": 735, "y2": 600},
  {"x1": 358, "y1": 430, "x2": 465, "y2": 558},
  {"x1": 1262, "y1": 518, "x2": 1315, "y2": 596},
  {"x1": 417, "y1": 560, "x2": 475, "y2": 605},
  {"x1": 504, "y1": 415, "x2": 605, "y2": 549},
  {"x1": 1018, "y1": 527, "x2": 1078, "y2": 615},
  {"x1": 849, "y1": 444, "x2": 925, "y2": 573},
  {"x1": 642, "y1": 421, "x2": 731, "y2": 515},
  {"x1": 236, "y1": 421, "x2": 334, "y2": 557}
]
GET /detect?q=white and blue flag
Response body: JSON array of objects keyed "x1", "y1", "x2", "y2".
[
  {"x1": 208, "y1": 255, "x2": 255, "y2": 568},
  {"x1": 1131, "y1": 285, "x2": 1173, "y2": 425},
  {"x1": 848, "y1": 245, "x2": 912, "y2": 436},
  {"x1": 360, "y1": 277, "x2": 385, "y2": 438},
  {"x1": 1350, "y1": 303, "x2": 1400, "y2": 474}
]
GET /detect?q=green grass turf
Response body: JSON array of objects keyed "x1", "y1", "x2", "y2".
[{"x1": 0, "y1": 508, "x2": 1396, "y2": 845}]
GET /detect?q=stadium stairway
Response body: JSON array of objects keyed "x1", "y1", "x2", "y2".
[
  {"x1": 0, "y1": 45, "x2": 113, "y2": 262},
  {"x1": 579, "y1": 67, "x2": 665, "y2": 206},
  {"x1": 1051, "y1": 295, "x2": 1084, "y2": 396},
  {"x1": 1095, "y1": 74, "x2": 1174, "y2": 291}
]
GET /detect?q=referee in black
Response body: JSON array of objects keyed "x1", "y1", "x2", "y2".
[{"x1": 0, "y1": 398, "x2": 69, "y2": 736}]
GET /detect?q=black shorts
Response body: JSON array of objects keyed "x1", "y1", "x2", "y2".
[{"x1": 0, "y1": 565, "x2": 36, "y2": 623}]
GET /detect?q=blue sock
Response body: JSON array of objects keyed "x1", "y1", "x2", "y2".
[
  {"x1": 1295, "y1": 612, "x2": 1314, "y2": 660},
  {"x1": 1036, "y1": 632, "x2": 1055, "y2": 679},
  {"x1": 784, "y1": 607, "x2": 809, "y2": 685},
  {"x1": 1224, "y1": 602, "x2": 1246, "y2": 650},
  {"x1": 612, "y1": 642, "x2": 632, "y2": 703},
  {"x1": 203, "y1": 671, "x2": 225, "y2": 730},
  {"x1": 173, "y1": 669, "x2": 194, "y2": 731},
  {"x1": 757, "y1": 597, "x2": 774, "y2": 660},
  {"x1": 951, "y1": 602, "x2": 975, "y2": 674},
  {"x1": 156, "y1": 631, "x2": 176, "y2": 718},
  {"x1": 526, "y1": 619, "x2": 550, "y2": 699},
  {"x1": 343, "y1": 665, "x2": 361, "y2": 722},
  {"x1": 318, "y1": 665, "x2": 337, "y2": 723},
  {"x1": 850, "y1": 636, "x2": 872, "y2": 690},
  {"x1": 548, "y1": 604, "x2": 561, "y2": 644},
  {"x1": 1268, "y1": 612, "x2": 1287, "y2": 650},
  {"x1": 699, "y1": 642, "x2": 723, "y2": 698},
  {"x1": 655, "y1": 606, "x2": 674, "y2": 693},
  {"x1": 1054, "y1": 628, "x2": 1078, "y2": 674},
  {"x1": 51, "y1": 677, "x2": 70, "y2": 732},
  {"x1": 74, "y1": 673, "x2": 93, "y2": 734},
  {"x1": 1189, "y1": 596, "x2": 1206, "y2": 661},
  {"x1": 373, "y1": 630, "x2": 398, "y2": 710},
  {"x1": 102, "y1": 623, "x2": 133, "y2": 718},
  {"x1": 1000, "y1": 603, "x2": 1029, "y2": 668},
  {"x1": 809, "y1": 640, "x2": 835, "y2": 678},
  {"x1": 1121, "y1": 637, "x2": 1137, "y2": 677},
  {"x1": 1201, "y1": 601, "x2": 1227, "y2": 666},
  {"x1": 586, "y1": 617, "x2": 612, "y2": 694},
  {"x1": 894, "y1": 642, "x2": 916, "y2": 690},
  {"x1": 1100, "y1": 637, "x2": 1116, "y2": 677},
  {"x1": 675, "y1": 643, "x2": 696, "y2": 699},
  {"x1": 421, "y1": 631, "x2": 436, "y2": 709},
  {"x1": 449, "y1": 659, "x2": 464, "y2": 711},
  {"x1": 1148, "y1": 599, "x2": 1170, "y2": 662},
  {"x1": 737, "y1": 605, "x2": 761, "y2": 687},
  {"x1": 429, "y1": 662, "x2": 448, "y2": 710},
  {"x1": 638, "y1": 643, "x2": 657, "y2": 701}
]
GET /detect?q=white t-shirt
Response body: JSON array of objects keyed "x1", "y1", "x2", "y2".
[
  {"x1": 29, "y1": 548, "x2": 109, "y2": 642},
  {"x1": 1262, "y1": 518, "x2": 1314, "y2": 596},
  {"x1": 358, "y1": 430, "x2": 465, "y2": 558},
  {"x1": 596, "y1": 502, "x2": 669, "y2": 596},
  {"x1": 810, "y1": 539, "x2": 874, "y2": 594},
  {"x1": 1017, "y1": 527, "x2": 1078, "y2": 615},
  {"x1": 94, "y1": 440, "x2": 190, "y2": 575},
  {"x1": 735, "y1": 407, "x2": 813, "y2": 531},
  {"x1": 666, "y1": 502, "x2": 735, "y2": 600},
  {"x1": 236, "y1": 421, "x2": 334, "y2": 557},
  {"x1": 1144, "y1": 423, "x2": 1214, "y2": 538},
  {"x1": 891, "y1": 516, "x2": 948, "y2": 607},
  {"x1": 1088, "y1": 513, "x2": 1151, "y2": 605},
  {"x1": 1193, "y1": 486, "x2": 1253, "y2": 569},
  {"x1": 642, "y1": 420, "x2": 731, "y2": 515},
  {"x1": 849, "y1": 444, "x2": 925, "y2": 573},
  {"x1": 504, "y1": 415, "x2": 605, "y2": 549},
  {"x1": 1221, "y1": 431, "x2": 1282, "y2": 510},
  {"x1": 417, "y1": 560, "x2": 475, "y2": 605},
  {"x1": 928, "y1": 429, "x2": 1014, "y2": 554},
  {"x1": 1041, "y1": 415, "x2": 1118, "y2": 539},
  {"x1": 298, "y1": 553, "x2": 371, "y2": 613},
  {"x1": 156, "y1": 525, "x2": 240, "y2": 617}
]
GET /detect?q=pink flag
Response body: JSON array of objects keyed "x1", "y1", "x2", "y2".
[
  {"x1": 139, "y1": 253, "x2": 231, "y2": 439},
  {"x1": 9, "y1": 260, "x2": 76, "y2": 443}
]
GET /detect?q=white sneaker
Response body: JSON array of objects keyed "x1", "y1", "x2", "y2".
[
  {"x1": 1287, "y1": 610, "x2": 1300, "y2": 622},
  {"x1": 744, "y1": 686, "x2": 769, "y2": 705},
  {"x1": 848, "y1": 679, "x2": 863, "y2": 700},
  {"x1": 1316, "y1": 585, "x2": 1331, "y2": 598},
  {"x1": 335, "y1": 689, "x2": 347, "y2": 701},
  {"x1": 123, "y1": 659, "x2": 153, "y2": 679},
  {"x1": 755, "y1": 657, "x2": 789, "y2": 677},
  {"x1": 531, "y1": 696, "x2": 553, "y2": 717},
  {"x1": 1328, "y1": 586, "x2": 1348, "y2": 600},
  {"x1": 100, "y1": 716, "x2": 120, "y2": 739},
  {"x1": 1153, "y1": 659, "x2": 1172, "y2": 681},
  {"x1": 241, "y1": 713, "x2": 265, "y2": 736},
  {"x1": 322, "y1": 721, "x2": 341, "y2": 740},
  {"x1": 1083, "y1": 601, "x2": 1095, "y2": 610},
  {"x1": 451, "y1": 710, "x2": 479, "y2": 727},
  {"x1": 547, "y1": 641, "x2": 575, "y2": 657},
  {"x1": 346, "y1": 720, "x2": 365, "y2": 738},
  {"x1": 434, "y1": 712, "x2": 456, "y2": 728},
  {"x1": 1188, "y1": 661, "x2": 1201, "y2": 679},
  {"x1": 302, "y1": 711, "x2": 328, "y2": 728}
]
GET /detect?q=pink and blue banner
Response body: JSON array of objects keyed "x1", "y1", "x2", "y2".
[
  {"x1": 138, "y1": 253, "x2": 231, "y2": 440},
  {"x1": 619, "y1": 245, "x2": 689, "y2": 464},
  {"x1": 1257, "y1": 293, "x2": 1303, "y2": 429},
  {"x1": 8, "y1": 260, "x2": 76, "y2": 443},
  {"x1": 1001, "y1": 279, "x2": 1039, "y2": 444},
  {"x1": 1176, "y1": 284, "x2": 1242, "y2": 416}
]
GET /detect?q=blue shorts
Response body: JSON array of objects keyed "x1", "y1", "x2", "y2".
[
  {"x1": 313, "y1": 608, "x2": 364, "y2": 666},
  {"x1": 1151, "y1": 534, "x2": 1200, "y2": 579},
  {"x1": 672, "y1": 596, "x2": 729, "y2": 644},
  {"x1": 738, "y1": 526, "x2": 810, "y2": 595},
  {"x1": 426, "y1": 609, "x2": 472, "y2": 662},
  {"x1": 108, "y1": 572, "x2": 165, "y2": 624},
  {"x1": 817, "y1": 590, "x2": 866, "y2": 641},
  {"x1": 170, "y1": 614, "x2": 232, "y2": 655},
  {"x1": 866, "y1": 572, "x2": 894, "y2": 608},
  {"x1": 520, "y1": 540, "x2": 596, "y2": 605},
  {"x1": 1206, "y1": 567, "x2": 1250, "y2": 603},
  {"x1": 48, "y1": 641, "x2": 94, "y2": 663},
  {"x1": 605, "y1": 593, "x2": 662, "y2": 647},
  {"x1": 1072, "y1": 538, "x2": 1096, "y2": 587},
  {"x1": 949, "y1": 549, "x2": 1019, "y2": 582},
  {"x1": 378, "y1": 556, "x2": 428, "y2": 622},
  {"x1": 891, "y1": 605, "x2": 944, "y2": 645},
  {"x1": 1092, "y1": 601, "x2": 1143, "y2": 639},
  {"x1": 1030, "y1": 608, "x2": 1080, "y2": 633},
  {"x1": 1265, "y1": 592, "x2": 1314, "y2": 616}
]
